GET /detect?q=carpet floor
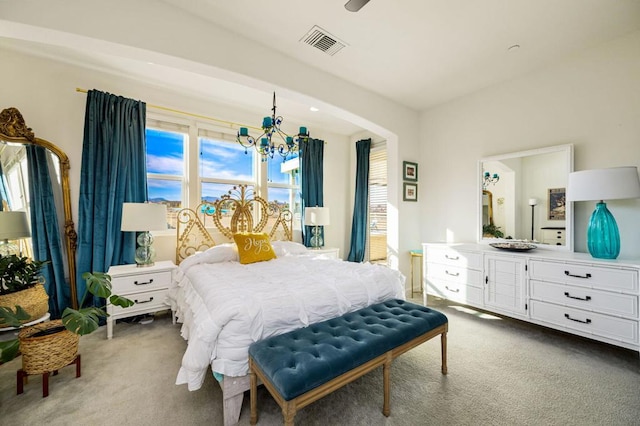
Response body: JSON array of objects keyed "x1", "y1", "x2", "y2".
[{"x1": 0, "y1": 297, "x2": 638, "y2": 425}]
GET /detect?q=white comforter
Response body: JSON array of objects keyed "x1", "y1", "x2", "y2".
[{"x1": 167, "y1": 242, "x2": 405, "y2": 391}]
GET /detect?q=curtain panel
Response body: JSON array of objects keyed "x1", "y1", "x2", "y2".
[
  {"x1": 300, "y1": 138, "x2": 324, "y2": 247},
  {"x1": 26, "y1": 145, "x2": 69, "y2": 318},
  {"x1": 347, "y1": 139, "x2": 371, "y2": 262},
  {"x1": 76, "y1": 90, "x2": 147, "y2": 307}
]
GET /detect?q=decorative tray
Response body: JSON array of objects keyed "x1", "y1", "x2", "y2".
[{"x1": 489, "y1": 242, "x2": 537, "y2": 252}]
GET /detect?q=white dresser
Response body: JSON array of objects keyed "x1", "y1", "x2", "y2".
[{"x1": 423, "y1": 243, "x2": 640, "y2": 352}]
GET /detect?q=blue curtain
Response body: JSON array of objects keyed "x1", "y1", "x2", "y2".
[
  {"x1": 300, "y1": 138, "x2": 324, "y2": 247},
  {"x1": 347, "y1": 139, "x2": 371, "y2": 262},
  {"x1": 76, "y1": 90, "x2": 147, "y2": 307},
  {"x1": 26, "y1": 145, "x2": 69, "y2": 318}
]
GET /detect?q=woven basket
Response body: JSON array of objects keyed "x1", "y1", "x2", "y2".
[
  {"x1": 0, "y1": 283, "x2": 49, "y2": 328},
  {"x1": 19, "y1": 319, "x2": 79, "y2": 375}
]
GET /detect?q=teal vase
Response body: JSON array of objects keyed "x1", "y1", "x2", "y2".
[{"x1": 587, "y1": 202, "x2": 620, "y2": 259}]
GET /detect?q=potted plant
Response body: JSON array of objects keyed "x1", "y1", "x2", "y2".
[
  {"x1": 0, "y1": 271, "x2": 134, "y2": 365},
  {"x1": 0, "y1": 254, "x2": 50, "y2": 328}
]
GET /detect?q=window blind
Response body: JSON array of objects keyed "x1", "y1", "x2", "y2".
[{"x1": 368, "y1": 145, "x2": 387, "y2": 262}]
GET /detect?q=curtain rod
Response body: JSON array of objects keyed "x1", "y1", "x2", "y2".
[{"x1": 75, "y1": 87, "x2": 261, "y2": 131}]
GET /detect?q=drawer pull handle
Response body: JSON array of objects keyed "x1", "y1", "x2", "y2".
[
  {"x1": 564, "y1": 292, "x2": 591, "y2": 301},
  {"x1": 564, "y1": 313, "x2": 591, "y2": 324},
  {"x1": 445, "y1": 286, "x2": 460, "y2": 293},
  {"x1": 134, "y1": 278, "x2": 154, "y2": 286},
  {"x1": 445, "y1": 270, "x2": 459, "y2": 277},
  {"x1": 564, "y1": 271, "x2": 592, "y2": 279},
  {"x1": 134, "y1": 297, "x2": 154, "y2": 304},
  {"x1": 445, "y1": 254, "x2": 459, "y2": 260}
]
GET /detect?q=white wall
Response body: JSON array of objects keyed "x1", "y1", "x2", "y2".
[{"x1": 420, "y1": 31, "x2": 640, "y2": 258}]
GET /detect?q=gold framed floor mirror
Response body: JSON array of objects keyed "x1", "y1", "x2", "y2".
[{"x1": 0, "y1": 107, "x2": 78, "y2": 309}]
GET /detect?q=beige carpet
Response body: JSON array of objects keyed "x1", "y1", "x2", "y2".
[{"x1": 0, "y1": 297, "x2": 638, "y2": 425}]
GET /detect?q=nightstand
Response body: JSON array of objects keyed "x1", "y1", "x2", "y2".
[
  {"x1": 106, "y1": 260, "x2": 176, "y2": 339},
  {"x1": 309, "y1": 247, "x2": 340, "y2": 259}
]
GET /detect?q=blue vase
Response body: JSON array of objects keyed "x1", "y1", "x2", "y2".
[{"x1": 587, "y1": 202, "x2": 620, "y2": 259}]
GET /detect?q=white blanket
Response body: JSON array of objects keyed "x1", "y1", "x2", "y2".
[{"x1": 167, "y1": 243, "x2": 405, "y2": 391}]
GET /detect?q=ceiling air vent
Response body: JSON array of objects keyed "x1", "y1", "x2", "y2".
[{"x1": 300, "y1": 25, "x2": 347, "y2": 56}]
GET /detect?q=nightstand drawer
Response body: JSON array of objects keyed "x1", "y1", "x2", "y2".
[
  {"x1": 111, "y1": 270, "x2": 172, "y2": 294},
  {"x1": 109, "y1": 288, "x2": 170, "y2": 316}
]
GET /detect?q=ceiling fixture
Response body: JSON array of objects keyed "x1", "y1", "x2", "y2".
[
  {"x1": 483, "y1": 171, "x2": 500, "y2": 189},
  {"x1": 237, "y1": 92, "x2": 309, "y2": 162},
  {"x1": 345, "y1": 0, "x2": 371, "y2": 12},
  {"x1": 300, "y1": 25, "x2": 347, "y2": 56}
]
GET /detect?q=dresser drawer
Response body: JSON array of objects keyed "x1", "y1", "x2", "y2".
[
  {"x1": 426, "y1": 278, "x2": 483, "y2": 306},
  {"x1": 530, "y1": 300, "x2": 638, "y2": 345},
  {"x1": 530, "y1": 280, "x2": 638, "y2": 319},
  {"x1": 426, "y1": 262, "x2": 483, "y2": 288},
  {"x1": 529, "y1": 260, "x2": 638, "y2": 293},
  {"x1": 111, "y1": 270, "x2": 172, "y2": 294},
  {"x1": 425, "y1": 246, "x2": 482, "y2": 269},
  {"x1": 108, "y1": 288, "x2": 170, "y2": 316}
]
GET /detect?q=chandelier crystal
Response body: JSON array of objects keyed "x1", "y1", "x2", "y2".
[{"x1": 237, "y1": 92, "x2": 309, "y2": 162}]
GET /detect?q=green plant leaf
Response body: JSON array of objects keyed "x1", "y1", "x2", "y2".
[
  {"x1": 109, "y1": 294, "x2": 134, "y2": 308},
  {"x1": 61, "y1": 307, "x2": 105, "y2": 336},
  {"x1": 84, "y1": 272, "x2": 112, "y2": 299},
  {"x1": 0, "y1": 338, "x2": 20, "y2": 363},
  {"x1": 0, "y1": 305, "x2": 31, "y2": 328}
]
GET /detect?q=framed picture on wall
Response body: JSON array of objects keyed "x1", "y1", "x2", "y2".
[
  {"x1": 548, "y1": 187, "x2": 566, "y2": 220},
  {"x1": 403, "y1": 182, "x2": 418, "y2": 202},
  {"x1": 403, "y1": 161, "x2": 418, "y2": 181}
]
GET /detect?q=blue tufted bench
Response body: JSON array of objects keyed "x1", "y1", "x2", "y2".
[{"x1": 248, "y1": 299, "x2": 448, "y2": 425}]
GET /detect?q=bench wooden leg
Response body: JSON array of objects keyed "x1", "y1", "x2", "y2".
[
  {"x1": 441, "y1": 331, "x2": 448, "y2": 375},
  {"x1": 17, "y1": 369, "x2": 26, "y2": 395},
  {"x1": 250, "y1": 366, "x2": 258, "y2": 425},
  {"x1": 382, "y1": 355, "x2": 391, "y2": 417},
  {"x1": 283, "y1": 402, "x2": 296, "y2": 426}
]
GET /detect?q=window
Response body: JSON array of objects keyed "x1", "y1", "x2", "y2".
[
  {"x1": 368, "y1": 144, "x2": 387, "y2": 263},
  {"x1": 145, "y1": 125, "x2": 187, "y2": 229},
  {"x1": 145, "y1": 116, "x2": 299, "y2": 229}
]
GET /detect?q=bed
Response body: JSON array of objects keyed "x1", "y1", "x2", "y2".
[{"x1": 167, "y1": 185, "x2": 406, "y2": 425}]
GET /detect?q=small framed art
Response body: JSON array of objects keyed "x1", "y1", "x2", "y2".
[
  {"x1": 403, "y1": 182, "x2": 418, "y2": 202},
  {"x1": 403, "y1": 161, "x2": 418, "y2": 181},
  {"x1": 547, "y1": 187, "x2": 566, "y2": 220}
]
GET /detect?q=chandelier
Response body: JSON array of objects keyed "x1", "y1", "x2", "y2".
[
  {"x1": 237, "y1": 92, "x2": 309, "y2": 162},
  {"x1": 483, "y1": 171, "x2": 499, "y2": 189}
]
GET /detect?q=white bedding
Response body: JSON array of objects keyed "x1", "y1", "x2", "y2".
[{"x1": 167, "y1": 242, "x2": 405, "y2": 391}]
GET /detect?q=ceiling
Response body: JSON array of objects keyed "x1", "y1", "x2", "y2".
[{"x1": 1, "y1": 0, "x2": 640, "y2": 135}]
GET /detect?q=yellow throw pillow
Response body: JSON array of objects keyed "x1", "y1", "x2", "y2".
[{"x1": 233, "y1": 233, "x2": 277, "y2": 265}]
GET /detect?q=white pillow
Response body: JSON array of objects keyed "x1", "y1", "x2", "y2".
[{"x1": 271, "y1": 241, "x2": 309, "y2": 257}]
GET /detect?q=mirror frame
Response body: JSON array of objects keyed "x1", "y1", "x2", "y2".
[
  {"x1": 478, "y1": 144, "x2": 574, "y2": 251},
  {"x1": 0, "y1": 107, "x2": 78, "y2": 308}
]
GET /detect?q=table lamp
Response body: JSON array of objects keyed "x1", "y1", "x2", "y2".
[
  {"x1": 304, "y1": 207, "x2": 330, "y2": 249},
  {"x1": 567, "y1": 166, "x2": 640, "y2": 259},
  {"x1": 121, "y1": 203, "x2": 167, "y2": 267},
  {"x1": 0, "y1": 211, "x2": 31, "y2": 256}
]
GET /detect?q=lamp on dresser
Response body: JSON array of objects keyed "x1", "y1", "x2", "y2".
[
  {"x1": 121, "y1": 203, "x2": 167, "y2": 267},
  {"x1": 304, "y1": 206, "x2": 330, "y2": 249},
  {"x1": 567, "y1": 166, "x2": 640, "y2": 259}
]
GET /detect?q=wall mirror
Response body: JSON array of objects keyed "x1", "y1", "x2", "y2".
[
  {"x1": 0, "y1": 107, "x2": 78, "y2": 308},
  {"x1": 478, "y1": 144, "x2": 574, "y2": 251}
]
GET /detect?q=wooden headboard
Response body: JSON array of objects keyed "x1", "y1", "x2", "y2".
[{"x1": 175, "y1": 185, "x2": 293, "y2": 264}]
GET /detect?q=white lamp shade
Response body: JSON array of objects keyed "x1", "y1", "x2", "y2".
[
  {"x1": 528, "y1": 198, "x2": 538, "y2": 206},
  {"x1": 304, "y1": 207, "x2": 330, "y2": 226},
  {"x1": 0, "y1": 211, "x2": 31, "y2": 240},
  {"x1": 121, "y1": 203, "x2": 167, "y2": 232},
  {"x1": 567, "y1": 166, "x2": 640, "y2": 202}
]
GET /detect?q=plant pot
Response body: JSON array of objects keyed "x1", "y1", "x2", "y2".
[
  {"x1": 0, "y1": 283, "x2": 49, "y2": 327},
  {"x1": 18, "y1": 319, "x2": 79, "y2": 375}
]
